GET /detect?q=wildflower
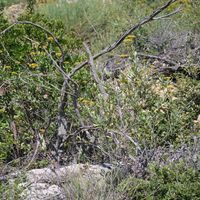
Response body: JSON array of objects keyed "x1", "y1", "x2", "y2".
[
  {"x1": 124, "y1": 38, "x2": 133, "y2": 43},
  {"x1": 0, "y1": 107, "x2": 6, "y2": 113},
  {"x1": 74, "y1": 61, "x2": 81, "y2": 65},
  {"x1": 119, "y1": 54, "x2": 129, "y2": 58},
  {"x1": 4, "y1": 66, "x2": 11, "y2": 70},
  {"x1": 124, "y1": 35, "x2": 136, "y2": 43},
  {"x1": 47, "y1": 36, "x2": 54, "y2": 42},
  {"x1": 56, "y1": 52, "x2": 62, "y2": 57},
  {"x1": 39, "y1": 128, "x2": 45, "y2": 134},
  {"x1": 11, "y1": 71, "x2": 17, "y2": 75},
  {"x1": 78, "y1": 98, "x2": 95, "y2": 106},
  {"x1": 28, "y1": 63, "x2": 39, "y2": 69},
  {"x1": 126, "y1": 35, "x2": 136, "y2": 40},
  {"x1": 42, "y1": 44, "x2": 48, "y2": 49},
  {"x1": 30, "y1": 51, "x2": 36, "y2": 56}
]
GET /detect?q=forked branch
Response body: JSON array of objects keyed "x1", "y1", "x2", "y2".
[{"x1": 68, "y1": 0, "x2": 179, "y2": 78}]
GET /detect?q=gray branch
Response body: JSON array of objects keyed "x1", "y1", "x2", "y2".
[
  {"x1": 68, "y1": 0, "x2": 178, "y2": 78},
  {"x1": 83, "y1": 42, "x2": 108, "y2": 99}
]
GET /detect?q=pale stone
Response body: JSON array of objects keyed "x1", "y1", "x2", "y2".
[{"x1": 19, "y1": 164, "x2": 112, "y2": 200}]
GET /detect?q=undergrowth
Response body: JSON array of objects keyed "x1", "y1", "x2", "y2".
[{"x1": 1, "y1": 0, "x2": 200, "y2": 199}]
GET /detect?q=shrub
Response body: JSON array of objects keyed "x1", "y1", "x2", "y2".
[
  {"x1": 118, "y1": 163, "x2": 200, "y2": 200},
  {"x1": 0, "y1": 12, "x2": 82, "y2": 164}
]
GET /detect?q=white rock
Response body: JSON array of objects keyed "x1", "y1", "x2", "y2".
[
  {"x1": 20, "y1": 183, "x2": 65, "y2": 200},
  {"x1": 19, "y1": 164, "x2": 112, "y2": 200}
]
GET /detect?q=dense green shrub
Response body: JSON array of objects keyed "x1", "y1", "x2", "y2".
[
  {"x1": 1, "y1": 0, "x2": 200, "y2": 170},
  {"x1": 0, "y1": 13, "x2": 83, "y2": 164},
  {"x1": 118, "y1": 163, "x2": 200, "y2": 200},
  {"x1": 0, "y1": 0, "x2": 22, "y2": 9}
]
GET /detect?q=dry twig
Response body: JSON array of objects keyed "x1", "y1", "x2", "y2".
[
  {"x1": 137, "y1": 52, "x2": 179, "y2": 66},
  {"x1": 83, "y1": 42, "x2": 108, "y2": 99},
  {"x1": 68, "y1": 0, "x2": 179, "y2": 78}
]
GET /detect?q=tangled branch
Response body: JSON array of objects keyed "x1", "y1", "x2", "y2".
[{"x1": 68, "y1": 0, "x2": 179, "y2": 78}]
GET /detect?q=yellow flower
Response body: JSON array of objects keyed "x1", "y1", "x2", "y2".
[
  {"x1": 74, "y1": 61, "x2": 81, "y2": 65},
  {"x1": 15, "y1": 61, "x2": 20, "y2": 64},
  {"x1": 4, "y1": 66, "x2": 11, "y2": 70},
  {"x1": 126, "y1": 35, "x2": 136, "y2": 40},
  {"x1": 47, "y1": 36, "x2": 54, "y2": 42},
  {"x1": 124, "y1": 38, "x2": 133, "y2": 43},
  {"x1": 30, "y1": 51, "x2": 36, "y2": 56},
  {"x1": 56, "y1": 52, "x2": 62, "y2": 57},
  {"x1": 78, "y1": 98, "x2": 95, "y2": 106},
  {"x1": 119, "y1": 54, "x2": 129, "y2": 58},
  {"x1": 11, "y1": 71, "x2": 17, "y2": 75},
  {"x1": 63, "y1": 61, "x2": 70, "y2": 64},
  {"x1": 124, "y1": 35, "x2": 136, "y2": 43},
  {"x1": 39, "y1": 128, "x2": 45, "y2": 134},
  {"x1": 28, "y1": 63, "x2": 39, "y2": 69},
  {"x1": 0, "y1": 107, "x2": 6, "y2": 113},
  {"x1": 42, "y1": 44, "x2": 48, "y2": 49}
]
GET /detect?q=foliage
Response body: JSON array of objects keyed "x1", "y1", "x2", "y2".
[
  {"x1": 0, "y1": 177, "x2": 24, "y2": 200},
  {"x1": 0, "y1": 0, "x2": 22, "y2": 10},
  {"x1": 27, "y1": 0, "x2": 37, "y2": 13},
  {"x1": 77, "y1": 64, "x2": 200, "y2": 159},
  {"x1": 118, "y1": 163, "x2": 200, "y2": 199},
  {"x1": 35, "y1": 0, "x2": 200, "y2": 51},
  {"x1": 1, "y1": 0, "x2": 200, "y2": 165},
  {"x1": 1, "y1": 0, "x2": 200, "y2": 198},
  {"x1": 0, "y1": 12, "x2": 82, "y2": 164}
]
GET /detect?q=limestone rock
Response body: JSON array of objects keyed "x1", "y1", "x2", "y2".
[
  {"x1": 20, "y1": 183, "x2": 65, "y2": 200},
  {"x1": 19, "y1": 164, "x2": 112, "y2": 200}
]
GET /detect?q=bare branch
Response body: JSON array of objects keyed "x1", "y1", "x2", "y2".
[
  {"x1": 68, "y1": 0, "x2": 178, "y2": 78},
  {"x1": 153, "y1": 6, "x2": 182, "y2": 20},
  {"x1": 44, "y1": 49, "x2": 70, "y2": 80},
  {"x1": 137, "y1": 52, "x2": 179, "y2": 66},
  {"x1": 10, "y1": 120, "x2": 20, "y2": 159},
  {"x1": 83, "y1": 42, "x2": 108, "y2": 99}
]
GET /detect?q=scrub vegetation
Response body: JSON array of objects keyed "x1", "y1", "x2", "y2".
[{"x1": 1, "y1": 0, "x2": 200, "y2": 199}]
